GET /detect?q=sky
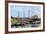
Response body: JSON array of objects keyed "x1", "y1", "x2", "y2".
[{"x1": 11, "y1": 5, "x2": 41, "y2": 18}]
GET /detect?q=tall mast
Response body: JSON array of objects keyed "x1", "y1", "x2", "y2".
[
  {"x1": 18, "y1": 11, "x2": 20, "y2": 22},
  {"x1": 28, "y1": 8, "x2": 30, "y2": 18},
  {"x1": 23, "y1": 8, "x2": 25, "y2": 18},
  {"x1": 18, "y1": 11, "x2": 20, "y2": 18}
]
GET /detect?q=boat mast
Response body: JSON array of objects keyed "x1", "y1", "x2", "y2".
[
  {"x1": 18, "y1": 11, "x2": 20, "y2": 22},
  {"x1": 23, "y1": 8, "x2": 25, "y2": 18},
  {"x1": 28, "y1": 8, "x2": 30, "y2": 18}
]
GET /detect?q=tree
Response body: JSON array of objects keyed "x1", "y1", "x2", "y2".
[{"x1": 11, "y1": 16, "x2": 13, "y2": 19}]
